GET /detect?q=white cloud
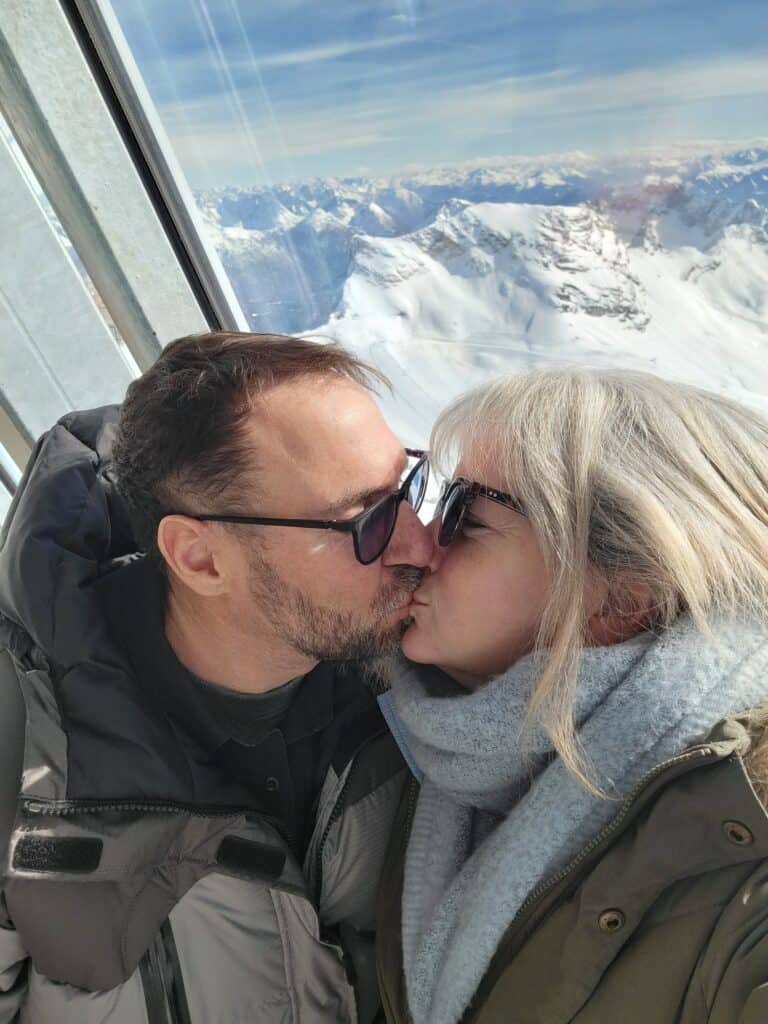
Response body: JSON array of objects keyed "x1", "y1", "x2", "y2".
[
  {"x1": 158, "y1": 51, "x2": 768, "y2": 183},
  {"x1": 254, "y1": 34, "x2": 420, "y2": 68},
  {"x1": 323, "y1": 53, "x2": 768, "y2": 144},
  {"x1": 166, "y1": 112, "x2": 391, "y2": 179},
  {"x1": 142, "y1": 33, "x2": 419, "y2": 87}
]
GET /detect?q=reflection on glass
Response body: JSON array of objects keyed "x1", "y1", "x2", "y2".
[
  {"x1": 0, "y1": 440, "x2": 18, "y2": 524},
  {"x1": 109, "y1": 1, "x2": 768, "y2": 439},
  {"x1": 0, "y1": 487, "x2": 10, "y2": 527}
]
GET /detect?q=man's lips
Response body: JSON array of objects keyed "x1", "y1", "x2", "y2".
[
  {"x1": 385, "y1": 594, "x2": 424, "y2": 617},
  {"x1": 384, "y1": 593, "x2": 417, "y2": 614}
]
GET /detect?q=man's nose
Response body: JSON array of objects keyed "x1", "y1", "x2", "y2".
[
  {"x1": 425, "y1": 515, "x2": 447, "y2": 573},
  {"x1": 381, "y1": 501, "x2": 434, "y2": 568}
]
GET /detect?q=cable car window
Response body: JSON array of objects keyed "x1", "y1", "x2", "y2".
[{"x1": 8, "y1": 0, "x2": 768, "y2": 459}]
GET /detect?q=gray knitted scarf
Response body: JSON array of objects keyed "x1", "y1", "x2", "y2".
[{"x1": 378, "y1": 616, "x2": 768, "y2": 1024}]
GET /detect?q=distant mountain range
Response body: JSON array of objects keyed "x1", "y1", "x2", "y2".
[
  {"x1": 7, "y1": 106, "x2": 767, "y2": 446},
  {"x1": 197, "y1": 142, "x2": 767, "y2": 438}
]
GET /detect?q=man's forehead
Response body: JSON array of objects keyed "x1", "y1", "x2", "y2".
[
  {"x1": 242, "y1": 377, "x2": 404, "y2": 507},
  {"x1": 251, "y1": 377, "x2": 389, "y2": 453}
]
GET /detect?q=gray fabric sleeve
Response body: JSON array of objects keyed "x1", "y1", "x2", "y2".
[
  {"x1": 0, "y1": 909, "x2": 26, "y2": 1023},
  {"x1": 0, "y1": 650, "x2": 25, "y2": 846},
  {"x1": 0, "y1": 650, "x2": 28, "y2": 1021}
]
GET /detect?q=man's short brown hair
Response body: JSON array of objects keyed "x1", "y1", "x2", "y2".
[{"x1": 113, "y1": 332, "x2": 388, "y2": 554}]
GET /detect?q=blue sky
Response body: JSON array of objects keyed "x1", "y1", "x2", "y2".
[{"x1": 111, "y1": 0, "x2": 768, "y2": 188}]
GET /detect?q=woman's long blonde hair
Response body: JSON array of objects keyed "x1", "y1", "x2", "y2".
[{"x1": 431, "y1": 368, "x2": 768, "y2": 790}]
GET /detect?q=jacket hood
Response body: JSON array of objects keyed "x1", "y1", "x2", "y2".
[
  {"x1": 0, "y1": 405, "x2": 136, "y2": 668},
  {"x1": 0, "y1": 406, "x2": 278, "y2": 803}
]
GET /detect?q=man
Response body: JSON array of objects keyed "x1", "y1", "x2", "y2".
[{"x1": 0, "y1": 332, "x2": 432, "y2": 1023}]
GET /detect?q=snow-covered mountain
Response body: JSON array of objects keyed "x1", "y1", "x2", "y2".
[{"x1": 196, "y1": 143, "x2": 768, "y2": 442}]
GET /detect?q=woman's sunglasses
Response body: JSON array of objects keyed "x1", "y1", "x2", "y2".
[
  {"x1": 435, "y1": 477, "x2": 525, "y2": 547},
  {"x1": 179, "y1": 449, "x2": 429, "y2": 566}
]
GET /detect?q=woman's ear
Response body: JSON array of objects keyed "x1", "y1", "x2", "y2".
[{"x1": 586, "y1": 575, "x2": 655, "y2": 647}]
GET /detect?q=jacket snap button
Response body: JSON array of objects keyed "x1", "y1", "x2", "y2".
[
  {"x1": 265, "y1": 776, "x2": 280, "y2": 792},
  {"x1": 723, "y1": 820, "x2": 754, "y2": 846},
  {"x1": 598, "y1": 909, "x2": 626, "y2": 933}
]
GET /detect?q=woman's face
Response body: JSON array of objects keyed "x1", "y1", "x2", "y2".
[{"x1": 402, "y1": 461, "x2": 550, "y2": 689}]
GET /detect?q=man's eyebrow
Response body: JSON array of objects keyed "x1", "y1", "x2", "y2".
[
  {"x1": 322, "y1": 452, "x2": 408, "y2": 517},
  {"x1": 323, "y1": 486, "x2": 388, "y2": 516}
]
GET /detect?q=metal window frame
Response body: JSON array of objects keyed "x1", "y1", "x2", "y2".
[
  {"x1": 64, "y1": 0, "x2": 248, "y2": 336},
  {"x1": 0, "y1": 0, "x2": 248, "y2": 483},
  {"x1": 0, "y1": 393, "x2": 32, "y2": 489}
]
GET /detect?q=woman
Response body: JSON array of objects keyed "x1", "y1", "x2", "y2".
[{"x1": 376, "y1": 367, "x2": 768, "y2": 1024}]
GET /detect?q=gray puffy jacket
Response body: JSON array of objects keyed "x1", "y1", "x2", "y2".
[{"x1": 0, "y1": 407, "x2": 407, "y2": 1023}]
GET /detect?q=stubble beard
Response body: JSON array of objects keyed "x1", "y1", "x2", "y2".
[{"x1": 247, "y1": 552, "x2": 424, "y2": 663}]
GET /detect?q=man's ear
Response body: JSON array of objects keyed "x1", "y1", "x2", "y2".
[
  {"x1": 586, "y1": 575, "x2": 656, "y2": 647},
  {"x1": 157, "y1": 515, "x2": 227, "y2": 597}
]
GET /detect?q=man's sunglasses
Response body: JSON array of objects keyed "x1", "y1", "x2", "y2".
[
  {"x1": 435, "y1": 477, "x2": 525, "y2": 547},
  {"x1": 177, "y1": 449, "x2": 429, "y2": 566}
]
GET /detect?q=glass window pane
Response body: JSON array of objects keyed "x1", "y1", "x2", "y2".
[
  {"x1": 0, "y1": 485, "x2": 11, "y2": 527},
  {"x1": 0, "y1": 111, "x2": 138, "y2": 444},
  {"x1": 108, "y1": 0, "x2": 768, "y2": 438},
  {"x1": 0, "y1": 441, "x2": 18, "y2": 525}
]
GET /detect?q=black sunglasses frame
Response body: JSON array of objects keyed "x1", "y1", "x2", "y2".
[
  {"x1": 436, "y1": 476, "x2": 525, "y2": 547},
  {"x1": 177, "y1": 448, "x2": 429, "y2": 566}
]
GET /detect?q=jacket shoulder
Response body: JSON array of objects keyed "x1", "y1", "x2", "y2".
[{"x1": 688, "y1": 858, "x2": 768, "y2": 1023}]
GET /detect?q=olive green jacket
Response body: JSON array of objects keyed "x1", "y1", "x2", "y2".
[{"x1": 377, "y1": 709, "x2": 768, "y2": 1024}]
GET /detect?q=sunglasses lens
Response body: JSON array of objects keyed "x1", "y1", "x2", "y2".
[
  {"x1": 406, "y1": 459, "x2": 428, "y2": 512},
  {"x1": 438, "y1": 483, "x2": 466, "y2": 546},
  {"x1": 358, "y1": 495, "x2": 398, "y2": 564}
]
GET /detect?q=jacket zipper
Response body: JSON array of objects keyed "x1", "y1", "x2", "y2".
[
  {"x1": 21, "y1": 796, "x2": 288, "y2": 837},
  {"x1": 505, "y1": 746, "x2": 717, "y2": 934},
  {"x1": 313, "y1": 732, "x2": 387, "y2": 904},
  {"x1": 22, "y1": 798, "x2": 282, "y2": 1024},
  {"x1": 402, "y1": 775, "x2": 419, "y2": 842},
  {"x1": 460, "y1": 743, "x2": 720, "y2": 1018},
  {"x1": 313, "y1": 765, "x2": 356, "y2": 905},
  {"x1": 138, "y1": 922, "x2": 191, "y2": 1024},
  {"x1": 139, "y1": 935, "x2": 171, "y2": 1024},
  {"x1": 23, "y1": 752, "x2": 384, "y2": 1011},
  {"x1": 160, "y1": 920, "x2": 192, "y2": 1024}
]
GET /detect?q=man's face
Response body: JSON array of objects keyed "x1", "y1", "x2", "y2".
[{"x1": 218, "y1": 375, "x2": 433, "y2": 662}]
